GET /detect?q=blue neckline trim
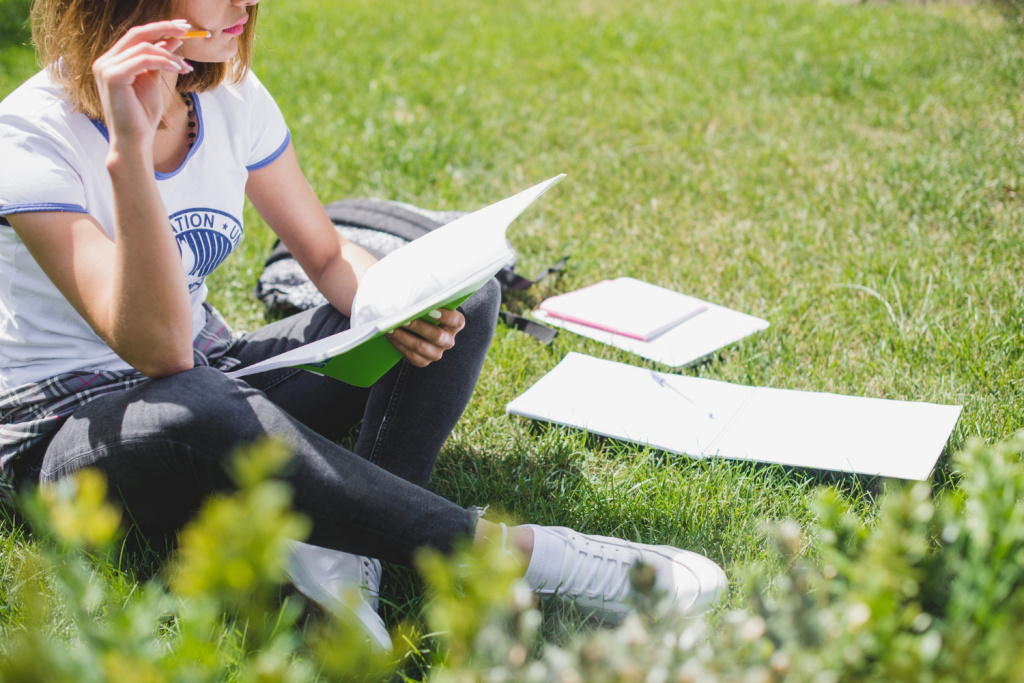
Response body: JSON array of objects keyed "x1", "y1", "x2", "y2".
[
  {"x1": 157, "y1": 93, "x2": 204, "y2": 180},
  {"x1": 87, "y1": 93, "x2": 205, "y2": 181},
  {"x1": 88, "y1": 116, "x2": 107, "y2": 140}
]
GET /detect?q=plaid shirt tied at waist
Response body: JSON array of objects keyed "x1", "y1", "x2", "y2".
[{"x1": 0, "y1": 304, "x2": 243, "y2": 482}]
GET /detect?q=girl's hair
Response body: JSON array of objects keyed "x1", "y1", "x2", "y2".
[{"x1": 30, "y1": 0, "x2": 259, "y2": 120}]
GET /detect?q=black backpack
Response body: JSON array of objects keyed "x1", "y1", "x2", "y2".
[{"x1": 254, "y1": 198, "x2": 566, "y2": 342}]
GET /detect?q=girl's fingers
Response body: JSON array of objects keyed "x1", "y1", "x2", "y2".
[
  {"x1": 155, "y1": 38, "x2": 184, "y2": 53},
  {"x1": 95, "y1": 42, "x2": 191, "y2": 81},
  {"x1": 386, "y1": 327, "x2": 450, "y2": 367},
  {"x1": 401, "y1": 318, "x2": 457, "y2": 349},
  {"x1": 386, "y1": 308, "x2": 464, "y2": 366},
  {"x1": 427, "y1": 308, "x2": 466, "y2": 332},
  {"x1": 98, "y1": 38, "x2": 187, "y2": 67},
  {"x1": 97, "y1": 54, "x2": 191, "y2": 86},
  {"x1": 107, "y1": 20, "x2": 193, "y2": 55},
  {"x1": 93, "y1": 21, "x2": 192, "y2": 93}
]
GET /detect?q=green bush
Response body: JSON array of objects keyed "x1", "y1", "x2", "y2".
[
  {"x1": 425, "y1": 434, "x2": 1024, "y2": 682},
  {"x1": 4, "y1": 434, "x2": 1024, "y2": 681},
  {"x1": 992, "y1": 0, "x2": 1024, "y2": 29}
]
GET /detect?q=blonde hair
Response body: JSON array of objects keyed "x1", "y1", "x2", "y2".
[{"x1": 30, "y1": 0, "x2": 259, "y2": 121}]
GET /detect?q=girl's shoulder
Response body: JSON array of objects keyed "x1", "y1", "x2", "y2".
[
  {"x1": 1, "y1": 70, "x2": 75, "y2": 124},
  {"x1": 0, "y1": 71, "x2": 105, "y2": 219},
  {"x1": 202, "y1": 69, "x2": 278, "y2": 114},
  {"x1": 197, "y1": 69, "x2": 288, "y2": 161},
  {"x1": 0, "y1": 70, "x2": 93, "y2": 153}
]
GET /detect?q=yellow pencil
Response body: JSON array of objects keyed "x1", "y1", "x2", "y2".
[{"x1": 161, "y1": 29, "x2": 211, "y2": 40}]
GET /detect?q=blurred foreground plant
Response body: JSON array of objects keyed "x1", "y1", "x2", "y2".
[
  {"x1": 418, "y1": 532, "x2": 540, "y2": 679},
  {"x1": 1, "y1": 440, "x2": 322, "y2": 682},
  {"x1": 6, "y1": 435, "x2": 1024, "y2": 682},
  {"x1": 419, "y1": 434, "x2": 1024, "y2": 683},
  {"x1": 703, "y1": 433, "x2": 1024, "y2": 682}
]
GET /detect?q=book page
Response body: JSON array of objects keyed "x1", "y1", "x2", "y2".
[
  {"x1": 226, "y1": 321, "x2": 380, "y2": 379},
  {"x1": 227, "y1": 175, "x2": 566, "y2": 383},
  {"x1": 507, "y1": 353, "x2": 961, "y2": 480},
  {"x1": 708, "y1": 387, "x2": 963, "y2": 480},
  {"x1": 352, "y1": 174, "x2": 565, "y2": 329},
  {"x1": 506, "y1": 353, "x2": 755, "y2": 456}
]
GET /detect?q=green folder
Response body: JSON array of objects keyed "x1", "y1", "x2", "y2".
[{"x1": 293, "y1": 291, "x2": 475, "y2": 387}]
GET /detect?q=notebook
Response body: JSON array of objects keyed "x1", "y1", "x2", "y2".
[
  {"x1": 537, "y1": 278, "x2": 708, "y2": 341},
  {"x1": 533, "y1": 283, "x2": 769, "y2": 368}
]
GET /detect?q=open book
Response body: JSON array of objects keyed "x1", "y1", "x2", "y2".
[
  {"x1": 228, "y1": 174, "x2": 565, "y2": 386},
  {"x1": 507, "y1": 352, "x2": 962, "y2": 480}
]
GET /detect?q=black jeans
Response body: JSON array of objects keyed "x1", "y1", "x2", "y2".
[{"x1": 38, "y1": 280, "x2": 501, "y2": 566}]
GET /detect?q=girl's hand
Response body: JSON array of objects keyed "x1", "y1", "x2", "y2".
[
  {"x1": 386, "y1": 308, "x2": 466, "y2": 367},
  {"x1": 92, "y1": 20, "x2": 193, "y2": 151}
]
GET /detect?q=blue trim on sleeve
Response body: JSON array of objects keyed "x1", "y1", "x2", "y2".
[
  {"x1": 0, "y1": 203, "x2": 89, "y2": 221},
  {"x1": 246, "y1": 129, "x2": 291, "y2": 172}
]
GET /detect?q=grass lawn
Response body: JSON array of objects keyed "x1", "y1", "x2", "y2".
[{"x1": 1, "y1": 0, "x2": 1023, "y2": 676}]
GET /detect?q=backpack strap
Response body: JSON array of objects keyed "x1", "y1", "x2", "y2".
[
  {"x1": 263, "y1": 239, "x2": 296, "y2": 267},
  {"x1": 499, "y1": 311, "x2": 560, "y2": 343},
  {"x1": 323, "y1": 198, "x2": 445, "y2": 241},
  {"x1": 495, "y1": 255, "x2": 569, "y2": 291}
]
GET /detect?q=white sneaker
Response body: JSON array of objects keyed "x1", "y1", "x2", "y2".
[
  {"x1": 285, "y1": 541, "x2": 391, "y2": 652},
  {"x1": 533, "y1": 527, "x2": 727, "y2": 623}
]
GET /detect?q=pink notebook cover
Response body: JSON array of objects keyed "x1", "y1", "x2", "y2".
[{"x1": 538, "y1": 278, "x2": 707, "y2": 341}]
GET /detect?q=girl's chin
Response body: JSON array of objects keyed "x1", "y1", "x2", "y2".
[
  {"x1": 179, "y1": 51, "x2": 236, "y2": 64},
  {"x1": 179, "y1": 39, "x2": 239, "y2": 64}
]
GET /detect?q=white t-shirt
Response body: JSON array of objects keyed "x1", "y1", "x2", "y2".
[{"x1": 0, "y1": 69, "x2": 290, "y2": 390}]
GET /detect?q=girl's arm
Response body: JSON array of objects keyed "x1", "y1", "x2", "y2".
[
  {"x1": 9, "y1": 21, "x2": 197, "y2": 378},
  {"x1": 245, "y1": 145, "x2": 465, "y2": 367},
  {"x1": 245, "y1": 144, "x2": 375, "y2": 317}
]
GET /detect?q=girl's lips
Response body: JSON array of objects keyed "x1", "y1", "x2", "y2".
[{"x1": 223, "y1": 17, "x2": 248, "y2": 36}]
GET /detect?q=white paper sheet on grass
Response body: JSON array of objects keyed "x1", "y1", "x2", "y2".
[
  {"x1": 532, "y1": 283, "x2": 770, "y2": 367},
  {"x1": 506, "y1": 352, "x2": 962, "y2": 481}
]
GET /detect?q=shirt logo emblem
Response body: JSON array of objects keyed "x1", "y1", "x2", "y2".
[{"x1": 169, "y1": 208, "x2": 244, "y2": 292}]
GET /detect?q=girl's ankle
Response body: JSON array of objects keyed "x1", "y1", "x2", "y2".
[{"x1": 507, "y1": 524, "x2": 535, "y2": 561}]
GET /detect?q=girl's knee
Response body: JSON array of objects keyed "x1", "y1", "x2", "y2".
[
  {"x1": 128, "y1": 366, "x2": 263, "y2": 443},
  {"x1": 452, "y1": 278, "x2": 500, "y2": 354},
  {"x1": 461, "y1": 278, "x2": 501, "y2": 328}
]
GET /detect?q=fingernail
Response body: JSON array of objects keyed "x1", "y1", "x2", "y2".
[
  {"x1": 428, "y1": 310, "x2": 442, "y2": 320},
  {"x1": 179, "y1": 60, "x2": 194, "y2": 73},
  {"x1": 171, "y1": 19, "x2": 192, "y2": 27},
  {"x1": 403, "y1": 321, "x2": 412, "y2": 327}
]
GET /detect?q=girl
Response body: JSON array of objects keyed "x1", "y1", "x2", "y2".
[{"x1": 0, "y1": 0, "x2": 727, "y2": 651}]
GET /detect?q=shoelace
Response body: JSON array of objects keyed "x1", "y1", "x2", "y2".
[
  {"x1": 316, "y1": 553, "x2": 380, "y2": 602},
  {"x1": 558, "y1": 535, "x2": 635, "y2": 600},
  {"x1": 360, "y1": 557, "x2": 381, "y2": 591}
]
